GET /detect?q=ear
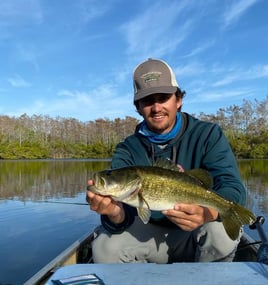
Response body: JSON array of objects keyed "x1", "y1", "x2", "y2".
[
  {"x1": 136, "y1": 102, "x2": 143, "y2": 116},
  {"x1": 176, "y1": 97, "x2": 182, "y2": 109}
]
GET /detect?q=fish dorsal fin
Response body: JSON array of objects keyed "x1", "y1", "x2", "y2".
[
  {"x1": 154, "y1": 158, "x2": 182, "y2": 172},
  {"x1": 185, "y1": 169, "x2": 213, "y2": 190},
  {"x1": 154, "y1": 159, "x2": 212, "y2": 189}
]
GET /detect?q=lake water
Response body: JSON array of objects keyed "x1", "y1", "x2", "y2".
[{"x1": 0, "y1": 159, "x2": 268, "y2": 285}]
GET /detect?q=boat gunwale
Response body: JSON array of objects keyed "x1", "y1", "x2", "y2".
[{"x1": 23, "y1": 230, "x2": 94, "y2": 285}]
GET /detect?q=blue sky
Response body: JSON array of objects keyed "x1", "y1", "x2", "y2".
[{"x1": 0, "y1": 0, "x2": 267, "y2": 122}]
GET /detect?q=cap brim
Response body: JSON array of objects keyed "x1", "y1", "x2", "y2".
[{"x1": 134, "y1": 86, "x2": 178, "y2": 102}]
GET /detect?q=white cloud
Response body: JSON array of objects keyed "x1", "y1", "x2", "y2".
[
  {"x1": 7, "y1": 75, "x2": 31, "y2": 87},
  {"x1": 8, "y1": 84, "x2": 137, "y2": 121},
  {"x1": 222, "y1": 0, "x2": 261, "y2": 29},
  {"x1": 120, "y1": 1, "x2": 192, "y2": 58},
  {"x1": 213, "y1": 64, "x2": 268, "y2": 87},
  {"x1": 182, "y1": 40, "x2": 216, "y2": 58},
  {"x1": 0, "y1": 0, "x2": 43, "y2": 41},
  {"x1": 249, "y1": 64, "x2": 268, "y2": 78},
  {"x1": 57, "y1": 90, "x2": 76, "y2": 97},
  {"x1": 174, "y1": 62, "x2": 206, "y2": 77},
  {"x1": 77, "y1": 0, "x2": 110, "y2": 23},
  {"x1": 181, "y1": 62, "x2": 268, "y2": 112},
  {"x1": 198, "y1": 88, "x2": 254, "y2": 102},
  {"x1": 0, "y1": 0, "x2": 43, "y2": 26},
  {"x1": 212, "y1": 74, "x2": 240, "y2": 87},
  {"x1": 183, "y1": 87, "x2": 257, "y2": 115},
  {"x1": 15, "y1": 43, "x2": 40, "y2": 71}
]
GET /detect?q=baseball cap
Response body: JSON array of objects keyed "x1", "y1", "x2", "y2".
[{"x1": 133, "y1": 58, "x2": 179, "y2": 102}]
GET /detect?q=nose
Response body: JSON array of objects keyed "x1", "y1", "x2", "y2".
[{"x1": 151, "y1": 101, "x2": 162, "y2": 112}]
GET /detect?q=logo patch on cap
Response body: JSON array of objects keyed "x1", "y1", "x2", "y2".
[
  {"x1": 133, "y1": 58, "x2": 179, "y2": 102},
  {"x1": 141, "y1": 72, "x2": 161, "y2": 83}
]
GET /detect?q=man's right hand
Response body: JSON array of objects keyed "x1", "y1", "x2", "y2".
[{"x1": 86, "y1": 180, "x2": 125, "y2": 224}]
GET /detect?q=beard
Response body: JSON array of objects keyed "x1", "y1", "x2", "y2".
[{"x1": 146, "y1": 112, "x2": 175, "y2": 134}]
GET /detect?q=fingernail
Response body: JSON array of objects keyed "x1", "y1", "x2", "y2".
[{"x1": 174, "y1": 205, "x2": 180, "y2": 211}]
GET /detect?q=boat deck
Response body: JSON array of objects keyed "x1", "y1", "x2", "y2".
[{"x1": 45, "y1": 262, "x2": 268, "y2": 285}]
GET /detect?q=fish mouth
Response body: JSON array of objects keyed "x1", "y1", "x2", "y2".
[{"x1": 93, "y1": 175, "x2": 109, "y2": 194}]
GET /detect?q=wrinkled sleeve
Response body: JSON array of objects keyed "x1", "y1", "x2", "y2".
[
  {"x1": 201, "y1": 124, "x2": 246, "y2": 205},
  {"x1": 101, "y1": 204, "x2": 137, "y2": 234}
]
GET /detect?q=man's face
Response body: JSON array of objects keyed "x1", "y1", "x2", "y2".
[{"x1": 137, "y1": 93, "x2": 182, "y2": 134}]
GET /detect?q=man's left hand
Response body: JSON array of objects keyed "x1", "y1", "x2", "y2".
[{"x1": 162, "y1": 203, "x2": 218, "y2": 231}]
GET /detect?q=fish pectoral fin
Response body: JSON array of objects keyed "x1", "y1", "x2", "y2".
[
  {"x1": 137, "y1": 192, "x2": 151, "y2": 224},
  {"x1": 137, "y1": 207, "x2": 151, "y2": 224}
]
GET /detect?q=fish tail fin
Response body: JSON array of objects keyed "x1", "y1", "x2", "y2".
[{"x1": 220, "y1": 203, "x2": 256, "y2": 241}]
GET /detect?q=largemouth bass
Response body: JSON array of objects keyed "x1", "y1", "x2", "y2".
[{"x1": 89, "y1": 163, "x2": 256, "y2": 240}]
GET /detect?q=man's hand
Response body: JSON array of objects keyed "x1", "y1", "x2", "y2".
[
  {"x1": 162, "y1": 203, "x2": 218, "y2": 231},
  {"x1": 86, "y1": 180, "x2": 125, "y2": 224}
]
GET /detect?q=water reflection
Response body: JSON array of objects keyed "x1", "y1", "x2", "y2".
[
  {"x1": 0, "y1": 159, "x2": 267, "y2": 219},
  {"x1": 238, "y1": 160, "x2": 268, "y2": 216},
  {"x1": 0, "y1": 159, "x2": 111, "y2": 285},
  {"x1": 0, "y1": 159, "x2": 110, "y2": 201},
  {"x1": 1, "y1": 159, "x2": 267, "y2": 220}
]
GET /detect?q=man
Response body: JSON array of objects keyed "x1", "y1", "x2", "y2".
[{"x1": 86, "y1": 58, "x2": 246, "y2": 263}]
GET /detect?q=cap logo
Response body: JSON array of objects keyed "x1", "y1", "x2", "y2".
[{"x1": 141, "y1": 71, "x2": 161, "y2": 83}]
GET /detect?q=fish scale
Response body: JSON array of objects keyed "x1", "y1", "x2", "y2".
[{"x1": 136, "y1": 167, "x2": 218, "y2": 209}]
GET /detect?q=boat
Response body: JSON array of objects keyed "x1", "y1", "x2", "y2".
[
  {"x1": 24, "y1": 218, "x2": 268, "y2": 285},
  {"x1": 23, "y1": 230, "x2": 95, "y2": 285}
]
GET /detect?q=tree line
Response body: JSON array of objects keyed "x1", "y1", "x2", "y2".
[
  {"x1": 198, "y1": 96, "x2": 268, "y2": 159},
  {"x1": 0, "y1": 115, "x2": 139, "y2": 159},
  {"x1": 0, "y1": 96, "x2": 267, "y2": 159}
]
